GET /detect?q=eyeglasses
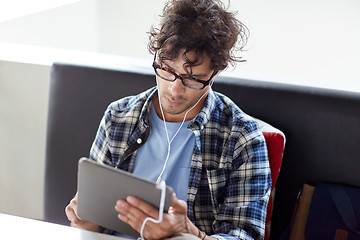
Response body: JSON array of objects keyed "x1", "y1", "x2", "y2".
[{"x1": 152, "y1": 53, "x2": 217, "y2": 90}]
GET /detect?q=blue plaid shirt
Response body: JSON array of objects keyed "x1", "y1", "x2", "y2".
[{"x1": 90, "y1": 87, "x2": 271, "y2": 240}]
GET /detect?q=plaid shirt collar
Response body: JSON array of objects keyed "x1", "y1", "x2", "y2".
[{"x1": 138, "y1": 86, "x2": 218, "y2": 132}]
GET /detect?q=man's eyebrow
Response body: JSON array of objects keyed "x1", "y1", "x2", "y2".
[
  {"x1": 162, "y1": 61, "x2": 210, "y2": 78},
  {"x1": 161, "y1": 61, "x2": 175, "y2": 71},
  {"x1": 191, "y1": 73, "x2": 209, "y2": 78}
]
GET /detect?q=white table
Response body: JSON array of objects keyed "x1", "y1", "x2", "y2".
[{"x1": 0, "y1": 213, "x2": 130, "y2": 240}]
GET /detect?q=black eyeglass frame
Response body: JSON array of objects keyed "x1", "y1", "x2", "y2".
[{"x1": 152, "y1": 54, "x2": 218, "y2": 90}]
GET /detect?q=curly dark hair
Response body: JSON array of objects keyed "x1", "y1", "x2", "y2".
[{"x1": 148, "y1": 0, "x2": 249, "y2": 71}]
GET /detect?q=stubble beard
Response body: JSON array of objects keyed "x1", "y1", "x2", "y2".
[{"x1": 160, "y1": 94, "x2": 194, "y2": 116}]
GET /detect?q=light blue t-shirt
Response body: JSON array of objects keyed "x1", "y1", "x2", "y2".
[
  {"x1": 115, "y1": 105, "x2": 195, "y2": 238},
  {"x1": 132, "y1": 105, "x2": 195, "y2": 201}
]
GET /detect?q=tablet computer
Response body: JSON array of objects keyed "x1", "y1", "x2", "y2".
[{"x1": 77, "y1": 157, "x2": 174, "y2": 237}]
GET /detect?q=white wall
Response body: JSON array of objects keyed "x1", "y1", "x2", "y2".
[
  {"x1": 1, "y1": 0, "x2": 359, "y2": 91},
  {"x1": 0, "y1": 0, "x2": 98, "y2": 52},
  {"x1": 0, "y1": 61, "x2": 50, "y2": 220},
  {"x1": 93, "y1": 0, "x2": 360, "y2": 92},
  {"x1": 97, "y1": 0, "x2": 159, "y2": 57},
  {"x1": 0, "y1": 0, "x2": 359, "y2": 221},
  {"x1": 229, "y1": 0, "x2": 360, "y2": 91}
]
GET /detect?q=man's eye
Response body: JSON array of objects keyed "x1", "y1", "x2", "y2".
[
  {"x1": 184, "y1": 76, "x2": 199, "y2": 81},
  {"x1": 160, "y1": 64, "x2": 173, "y2": 71}
]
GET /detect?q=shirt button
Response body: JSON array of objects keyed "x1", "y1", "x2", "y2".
[{"x1": 136, "y1": 138, "x2": 142, "y2": 144}]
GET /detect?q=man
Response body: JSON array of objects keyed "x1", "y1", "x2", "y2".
[{"x1": 66, "y1": 0, "x2": 271, "y2": 239}]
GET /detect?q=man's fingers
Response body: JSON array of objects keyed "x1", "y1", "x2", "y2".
[
  {"x1": 65, "y1": 198, "x2": 80, "y2": 222},
  {"x1": 114, "y1": 195, "x2": 188, "y2": 239},
  {"x1": 115, "y1": 199, "x2": 148, "y2": 230},
  {"x1": 127, "y1": 196, "x2": 160, "y2": 219},
  {"x1": 65, "y1": 205, "x2": 77, "y2": 222},
  {"x1": 65, "y1": 193, "x2": 100, "y2": 232},
  {"x1": 65, "y1": 195, "x2": 86, "y2": 225},
  {"x1": 115, "y1": 197, "x2": 168, "y2": 239}
]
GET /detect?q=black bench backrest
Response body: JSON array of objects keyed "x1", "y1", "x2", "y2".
[{"x1": 45, "y1": 62, "x2": 360, "y2": 239}]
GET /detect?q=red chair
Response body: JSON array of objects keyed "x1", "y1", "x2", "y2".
[{"x1": 255, "y1": 119, "x2": 286, "y2": 240}]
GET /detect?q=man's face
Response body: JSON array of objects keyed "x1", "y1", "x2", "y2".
[{"x1": 154, "y1": 50, "x2": 214, "y2": 122}]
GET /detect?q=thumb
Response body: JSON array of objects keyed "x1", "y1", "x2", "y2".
[{"x1": 169, "y1": 193, "x2": 187, "y2": 214}]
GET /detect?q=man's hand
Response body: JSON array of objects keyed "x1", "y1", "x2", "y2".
[
  {"x1": 65, "y1": 193, "x2": 100, "y2": 232},
  {"x1": 115, "y1": 193, "x2": 189, "y2": 240}
]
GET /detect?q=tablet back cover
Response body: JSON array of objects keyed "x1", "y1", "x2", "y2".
[{"x1": 77, "y1": 158, "x2": 173, "y2": 237}]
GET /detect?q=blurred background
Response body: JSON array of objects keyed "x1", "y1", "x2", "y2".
[{"x1": 0, "y1": 0, "x2": 359, "y2": 221}]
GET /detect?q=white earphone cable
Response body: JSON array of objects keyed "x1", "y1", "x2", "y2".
[
  {"x1": 138, "y1": 77, "x2": 214, "y2": 240},
  {"x1": 138, "y1": 180, "x2": 166, "y2": 240},
  {"x1": 156, "y1": 83, "x2": 212, "y2": 183}
]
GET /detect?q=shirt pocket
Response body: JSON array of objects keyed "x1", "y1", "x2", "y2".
[{"x1": 205, "y1": 168, "x2": 228, "y2": 215}]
